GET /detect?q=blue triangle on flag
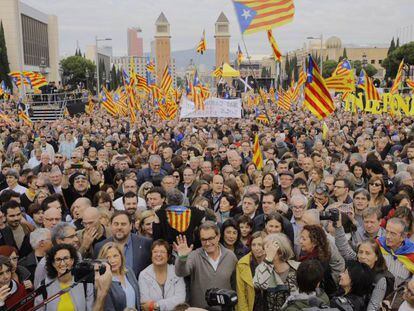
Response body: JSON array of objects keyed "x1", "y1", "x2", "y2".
[{"x1": 233, "y1": 2, "x2": 257, "y2": 34}]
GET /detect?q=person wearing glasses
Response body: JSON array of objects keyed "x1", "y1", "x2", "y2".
[
  {"x1": 333, "y1": 178, "x2": 353, "y2": 204},
  {"x1": 368, "y1": 176, "x2": 390, "y2": 209},
  {"x1": 139, "y1": 240, "x2": 185, "y2": 311},
  {"x1": 174, "y1": 221, "x2": 237, "y2": 310},
  {"x1": 35, "y1": 243, "x2": 93, "y2": 310}
]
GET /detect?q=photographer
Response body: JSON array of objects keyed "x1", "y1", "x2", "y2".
[{"x1": 35, "y1": 243, "x2": 94, "y2": 310}]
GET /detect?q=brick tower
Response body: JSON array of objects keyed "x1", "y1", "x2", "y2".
[
  {"x1": 215, "y1": 12, "x2": 230, "y2": 68},
  {"x1": 155, "y1": 12, "x2": 171, "y2": 84}
]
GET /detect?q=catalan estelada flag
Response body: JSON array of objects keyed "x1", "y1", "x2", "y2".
[
  {"x1": 390, "y1": 59, "x2": 404, "y2": 95},
  {"x1": 267, "y1": 29, "x2": 282, "y2": 61},
  {"x1": 333, "y1": 59, "x2": 352, "y2": 76},
  {"x1": 304, "y1": 55, "x2": 335, "y2": 119},
  {"x1": 252, "y1": 134, "x2": 263, "y2": 170},
  {"x1": 166, "y1": 206, "x2": 191, "y2": 233},
  {"x1": 233, "y1": 0, "x2": 295, "y2": 35},
  {"x1": 377, "y1": 236, "x2": 414, "y2": 274},
  {"x1": 196, "y1": 30, "x2": 207, "y2": 54},
  {"x1": 146, "y1": 58, "x2": 155, "y2": 72}
]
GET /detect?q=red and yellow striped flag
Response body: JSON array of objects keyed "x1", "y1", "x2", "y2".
[
  {"x1": 277, "y1": 87, "x2": 290, "y2": 111},
  {"x1": 252, "y1": 134, "x2": 263, "y2": 170},
  {"x1": 304, "y1": 55, "x2": 335, "y2": 119},
  {"x1": 160, "y1": 65, "x2": 173, "y2": 93},
  {"x1": 18, "y1": 110, "x2": 32, "y2": 127},
  {"x1": 407, "y1": 78, "x2": 414, "y2": 92},
  {"x1": 365, "y1": 75, "x2": 380, "y2": 101},
  {"x1": 267, "y1": 29, "x2": 282, "y2": 61},
  {"x1": 196, "y1": 30, "x2": 207, "y2": 54},
  {"x1": 390, "y1": 59, "x2": 404, "y2": 94}
]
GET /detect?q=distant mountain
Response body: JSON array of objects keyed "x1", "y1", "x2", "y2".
[{"x1": 172, "y1": 49, "x2": 216, "y2": 72}]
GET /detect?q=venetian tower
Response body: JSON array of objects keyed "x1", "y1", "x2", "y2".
[
  {"x1": 154, "y1": 12, "x2": 171, "y2": 84},
  {"x1": 215, "y1": 12, "x2": 230, "y2": 68}
]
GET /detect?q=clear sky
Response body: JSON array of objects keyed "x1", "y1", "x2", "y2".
[{"x1": 22, "y1": 0, "x2": 414, "y2": 57}]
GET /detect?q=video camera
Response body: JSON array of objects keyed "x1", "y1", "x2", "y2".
[
  {"x1": 320, "y1": 208, "x2": 340, "y2": 226},
  {"x1": 73, "y1": 259, "x2": 107, "y2": 283},
  {"x1": 205, "y1": 288, "x2": 238, "y2": 311}
]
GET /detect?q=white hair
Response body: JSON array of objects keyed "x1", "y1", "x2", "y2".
[{"x1": 30, "y1": 228, "x2": 50, "y2": 249}]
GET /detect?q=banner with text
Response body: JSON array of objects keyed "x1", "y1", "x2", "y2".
[{"x1": 180, "y1": 97, "x2": 242, "y2": 119}]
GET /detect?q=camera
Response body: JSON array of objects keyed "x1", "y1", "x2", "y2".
[
  {"x1": 73, "y1": 259, "x2": 106, "y2": 283},
  {"x1": 205, "y1": 288, "x2": 238, "y2": 310},
  {"x1": 320, "y1": 208, "x2": 340, "y2": 225},
  {"x1": 71, "y1": 163, "x2": 84, "y2": 169}
]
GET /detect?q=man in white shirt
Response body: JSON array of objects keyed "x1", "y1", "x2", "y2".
[
  {"x1": 113, "y1": 178, "x2": 146, "y2": 211},
  {"x1": 27, "y1": 149, "x2": 42, "y2": 169},
  {"x1": 0, "y1": 169, "x2": 27, "y2": 195}
]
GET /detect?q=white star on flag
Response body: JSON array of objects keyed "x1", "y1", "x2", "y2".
[{"x1": 241, "y1": 9, "x2": 251, "y2": 20}]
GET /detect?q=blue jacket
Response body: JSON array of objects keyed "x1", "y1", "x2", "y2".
[{"x1": 104, "y1": 268, "x2": 141, "y2": 311}]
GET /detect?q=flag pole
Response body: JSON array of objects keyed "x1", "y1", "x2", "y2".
[{"x1": 241, "y1": 34, "x2": 272, "y2": 122}]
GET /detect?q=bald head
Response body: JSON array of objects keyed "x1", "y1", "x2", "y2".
[
  {"x1": 72, "y1": 197, "x2": 92, "y2": 219},
  {"x1": 82, "y1": 207, "x2": 100, "y2": 229},
  {"x1": 43, "y1": 207, "x2": 62, "y2": 229},
  {"x1": 302, "y1": 209, "x2": 320, "y2": 226}
]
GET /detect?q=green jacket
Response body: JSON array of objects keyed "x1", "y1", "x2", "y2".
[{"x1": 282, "y1": 290, "x2": 330, "y2": 311}]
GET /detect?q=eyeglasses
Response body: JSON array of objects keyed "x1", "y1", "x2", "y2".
[
  {"x1": 63, "y1": 233, "x2": 77, "y2": 240},
  {"x1": 54, "y1": 256, "x2": 72, "y2": 264},
  {"x1": 369, "y1": 182, "x2": 382, "y2": 187},
  {"x1": 201, "y1": 235, "x2": 217, "y2": 243}
]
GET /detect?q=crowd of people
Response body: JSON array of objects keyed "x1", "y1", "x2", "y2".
[{"x1": 0, "y1": 94, "x2": 413, "y2": 311}]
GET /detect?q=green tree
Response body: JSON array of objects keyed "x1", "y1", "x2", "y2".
[
  {"x1": 322, "y1": 60, "x2": 338, "y2": 78},
  {"x1": 0, "y1": 21, "x2": 11, "y2": 90},
  {"x1": 352, "y1": 60, "x2": 378, "y2": 77},
  {"x1": 176, "y1": 76, "x2": 184, "y2": 88},
  {"x1": 396, "y1": 37, "x2": 400, "y2": 48},
  {"x1": 110, "y1": 64, "x2": 117, "y2": 90},
  {"x1": 60, "y1": 55, "x2": 95, "y2": 88},
  {"x1": 388, "y1": 37, "x2": 396, "y2": 55},
  {"x1": 382, "y1": 41, "x2": 414, "y2": 79},
  {"x1": 339, "y1": 48, "x2": 348, "y2": 62}
]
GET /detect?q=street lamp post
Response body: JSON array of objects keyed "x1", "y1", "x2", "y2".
[
  {"x1": 85, "y1": 69, "x2": 90, "y2": 91},
  {"x1": 307, "y1": 34, "x2": 323, "y2": 72},
  {"x1": 95, "y1": 36, "x2": 112, "y2": 101}
]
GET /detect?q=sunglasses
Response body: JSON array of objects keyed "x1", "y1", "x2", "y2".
[{"x1": 369, "y1": 182, "x2": 382, "y2": 187}]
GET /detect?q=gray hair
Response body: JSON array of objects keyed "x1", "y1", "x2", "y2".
[
  {"x1": 166, "y1": 189, "x2": 184, "y2": 206},
  {"x1": 199, "y1": 221, "x2": 220, "y2": 236},
  {"x1": 30, "y1": 228, "x2": 50, "y2": 249},
  {"x1": 394, "y1": 171, "x2": 411, "y2": 189},
  {"x1": 290, "y1": 194, "x2": 308, "y2": 207},
  {"x1": 387, "y1": 217, "x2": 408, "y2": 234},
  {"x1": 350, "y1": 153, "x2": 363, "y2": 163},
  {"x1": 51, "y1": 222, "x2": 76, "y2": 245},
  {"x1": 149, "y1": 154, "x2": 162, "y2": 164},
  {"x1": 264, "y1": 233, "x2": 295, "y2": 261}
]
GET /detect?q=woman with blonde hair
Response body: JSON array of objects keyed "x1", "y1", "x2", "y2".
[
  {"x1": 138, "y1": 181, "x2": 154, "y2": 200},
  {"x1": 135, "y1": 210, "x2": 156, "y2": 238},
  {"x1": 97, "y1": 242, "x2": 141, "y2": 311}
]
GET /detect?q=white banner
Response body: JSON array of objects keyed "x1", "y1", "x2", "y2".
[{"x1": 179, "y1": 97, "x2": 242, "y2": 119}]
